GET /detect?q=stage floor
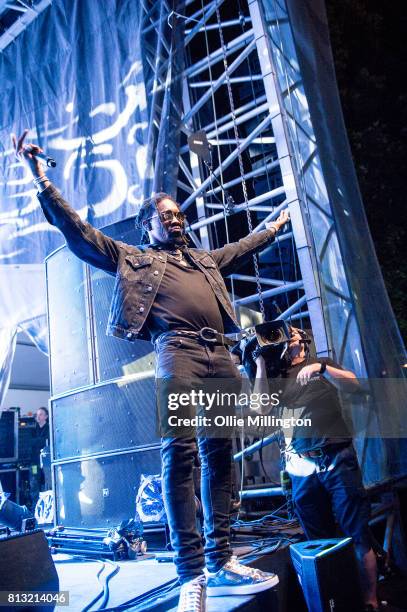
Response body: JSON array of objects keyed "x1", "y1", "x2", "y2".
[
  {"x1": 53, "y1": 547, "x2": 407, "y2": 612},
  {"x1": 53, "y1": 546, "x2": 289, "y2": 612},
  {"x1": 54, "y1": 554, "x2": 177, "y2": 611}
]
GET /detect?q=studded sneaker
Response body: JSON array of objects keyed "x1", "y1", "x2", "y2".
[
  {"x1": 206, "y1": 556, "x2": 279, "y2": 596},
  {"x1": 177, "y1": 574, "x2": 207, "y2": 612}
]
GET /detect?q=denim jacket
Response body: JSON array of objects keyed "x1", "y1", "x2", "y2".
[{"x1": 38, "y1": 185, "x2": 276, "y2": 342}]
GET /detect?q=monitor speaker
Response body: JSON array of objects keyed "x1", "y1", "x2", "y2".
[
  {"x1": 0, "y1": 530, "x2": 59, "y2": 611},
  {"x1": 290, "y1": 538, "x2": 364, "y2": 612}
]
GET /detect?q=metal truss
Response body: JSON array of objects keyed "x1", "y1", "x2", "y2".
[{"x1": 0, "y1": 0, "x2": 52, "y2": 51}]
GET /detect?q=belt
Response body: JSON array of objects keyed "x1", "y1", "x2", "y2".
[{"x1": 155, "y1": 327, "x2": 237, "y2": 348}]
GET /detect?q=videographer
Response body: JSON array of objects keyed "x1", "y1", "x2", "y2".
[{"x1": 247, "y1": 325, "x2": 380, "y2": 612}]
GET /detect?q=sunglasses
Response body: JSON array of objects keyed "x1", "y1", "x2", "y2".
[{"x1": 143, "y1": 210, "x2": 186, "y2": 226}]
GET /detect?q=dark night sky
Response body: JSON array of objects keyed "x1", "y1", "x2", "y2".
[{"x1": 325, "y1": 0, "x2": 407, "y2": 341}]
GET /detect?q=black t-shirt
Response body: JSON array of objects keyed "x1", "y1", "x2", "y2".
[
  {"x1": 147, "y1": 253, "x2": 224, "y2": 341},
  {"x1": 276, "y1": 357, "x2": 352, "y2": 453}
]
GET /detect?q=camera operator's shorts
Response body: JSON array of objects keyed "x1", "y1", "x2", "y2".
[{"x1": 290, "y1": 444, "x2": 372, "y2": 555}]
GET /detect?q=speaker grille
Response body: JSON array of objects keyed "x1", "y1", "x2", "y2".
[
  {"x1": 54, "y1": 448, "x2": 162, "y2": 528},
  {"x1": 52, "y1": 377, "x2": 159, "y2": 460},
  {"x1": 47, "y1": 249, "x2": 92, "y2": 395}
]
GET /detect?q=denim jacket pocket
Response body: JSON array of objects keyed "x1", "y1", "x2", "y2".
[
  {"x1": 120, "y1": 254, "x2": 154, "y2": 282},
  {"x1": 124, "y1": 254, "x2": 154, "y2": 270}
]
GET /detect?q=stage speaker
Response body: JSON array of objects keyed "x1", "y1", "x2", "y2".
[
  {"x1": 54, "y1": 446, "x2": 162, "y2": 528},
  {"x1": 290, "y1": 538, "x2": 364, "y2": 612},
  {"x1": 0, "y1": 530, "x2": 59, "y2": 611},
  {"x1": 46, "y1": 248, "x2": 91, "y2": 396},
  {"x1": 46, "y1": 218, "x2": 161, "y2": 531},
  {"x1": 51, "y1": 378, "x2": 159, "y2": 461}
]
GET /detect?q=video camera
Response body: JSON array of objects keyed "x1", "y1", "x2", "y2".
[
  {"x1": 236, "y1": 321, "x2": 290, "y2": 381},
  {"x1": 254, "y1": 320, "x2": 291, "y2": 348},
  {"x1": 237, "y1": 321, "x2": 312, "y2": 381}
]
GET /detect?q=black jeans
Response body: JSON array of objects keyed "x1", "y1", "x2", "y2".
[
  {"x1": 290, "y1": 445, "x2": 372, "y2": 556},
  {"x1": 156, "y1": 336, "x2": 241, "y2": 584}
]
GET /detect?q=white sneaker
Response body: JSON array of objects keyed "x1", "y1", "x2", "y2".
[
  {"x1": 206, "y1": 555, "x2": 279, "y2": 596},
  {"x1": 177, "y1": 574, "x2": 207, "y2": 612}
]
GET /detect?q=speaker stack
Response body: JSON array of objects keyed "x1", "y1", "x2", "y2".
[{"x1": 45, "y1": 218, "x2": 163, "y2": 530}]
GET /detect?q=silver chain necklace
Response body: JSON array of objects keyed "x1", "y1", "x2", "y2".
[
  {"x1": 168, "y1": 248, "x2": 183, "y2": 261},
  {"x1": 167, "y1": 247, "x2": 190, "y2": 266}
]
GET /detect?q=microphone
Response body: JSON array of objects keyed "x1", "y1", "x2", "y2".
[
  {"x1": 35, "y1": 151, "x2": 57, "y2": 168},
  {"x1": 29, "y1": 149, "x2": 57, "y2": 168}
]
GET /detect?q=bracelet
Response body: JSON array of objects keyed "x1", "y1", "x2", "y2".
[
  {"x1": 267, "y1": 223, "x2": 279, "y2": 235},
  {"x1": 33, "y1": 175, "x2": 48, "y2": 186},
  {"x1": 319, "y1": 362, "x2": 327, "y2": 375}
]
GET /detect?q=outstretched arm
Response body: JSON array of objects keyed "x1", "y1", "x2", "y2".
[
  {"x1": 11, "y1": 130, "x2": 122, "y2": 274},
  {"x1": 210, "y1": 210, "x2": 290, "y2": 273}
]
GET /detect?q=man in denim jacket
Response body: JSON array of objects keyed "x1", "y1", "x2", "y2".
[{"x1": 14, "y1": 132, "x2": 289, "y2": 612}]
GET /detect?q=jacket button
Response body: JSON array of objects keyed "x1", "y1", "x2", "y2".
[
  {"x1": 146, "y1": 286, "x2": 152, "y2": 292},
  {"x1": 139, "y1": 307, "x2": 145, "y2": 313},
  {"x1": 153, "y1": 270, "x2": 159, "y2": 276}
]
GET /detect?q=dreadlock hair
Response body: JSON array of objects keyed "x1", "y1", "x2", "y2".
[{"x1": 135, "y1": 192, "x2": 188, "y2": 245}]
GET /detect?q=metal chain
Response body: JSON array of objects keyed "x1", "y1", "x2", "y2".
[
  {"x1": 200, "y1": 0, "x2": 237, "y2": 312},
  {"x1": 215, "y1": 5, "x2": 265, "y2": 321}
]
